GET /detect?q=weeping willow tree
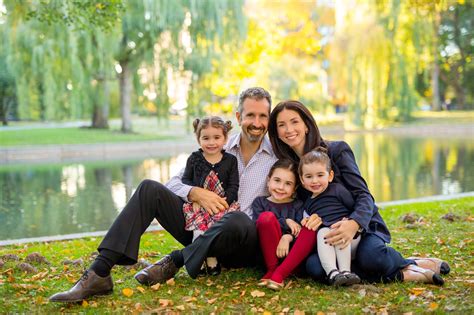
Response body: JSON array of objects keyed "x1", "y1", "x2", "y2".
[
  {"x1": 116, "y1": 0, "x2": 245, "y2": 132},
  {"x1": 0, "y1": 12, "x2": 17, "y2": 125},
  {"x1": 331, "y1": 0, "x2": 430, "y2": 129},
  {"x1": 3, "y1": 1, "x2": 117, "y2": 124},
  {"x1": 3, "y1": 0, "x2": 245, "y2": 132}
]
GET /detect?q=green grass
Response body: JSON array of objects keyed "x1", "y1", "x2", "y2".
[
  {"x1": 1, "y1": 197, "x2": 473, "y2": 313},
  {"x1": 0, "y1": 127, "x2": 183, "y2": 146}
]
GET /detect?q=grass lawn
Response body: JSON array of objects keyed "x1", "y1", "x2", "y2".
[
  {"x1": 0, "y1": 127, "x2": 183, "y2": 146},
  {"x1": 0, "y1": 197, "x2": 473, "y2": 313}
]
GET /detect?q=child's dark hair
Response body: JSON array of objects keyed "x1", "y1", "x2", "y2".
[
  {"x1": 192, "y1": 116, "x2": 233, "y2": 140},
  {"x1": 268, "y1": 159, "x2": 299, "y2": 186},
  {"x1": 298, "y1": 146, "x2": 332, "y2": 175}
]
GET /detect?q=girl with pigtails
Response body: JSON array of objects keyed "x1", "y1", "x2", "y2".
[{"x1": 181, "y1": 116, "x2": 240, "y2": 275}]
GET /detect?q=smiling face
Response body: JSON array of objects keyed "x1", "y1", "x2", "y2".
[
  {"x1": 198, "y1": 126, "x2": 227, "y2": 156},
  {"x1": 236, "y1": 98, "x2": 271, "y2": 144},
  {"x1": 276, "y1": 109, "x2": 309, "y2": 157},
  {"x1": 267, "y1": 167, "x2": 297, "y2": 203},
  {"x1": 300, "y1": 161, "x2": 334, "y2": 197}
]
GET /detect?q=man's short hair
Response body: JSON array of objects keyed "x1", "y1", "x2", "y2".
[{"x1": 238, "y1": 87, "x2": 272, "y2": 115}]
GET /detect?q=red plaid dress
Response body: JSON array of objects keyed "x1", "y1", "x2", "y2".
[{"x1": 183, "y1": 170, "x2": 240, "y2": 232}]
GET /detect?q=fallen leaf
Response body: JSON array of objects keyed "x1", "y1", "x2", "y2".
[
  {"x1": 208, "y1": 298, "x2": 217, "y2": 304},
  {"x1": 294, "y1": 310, "x2": 305, "y2": 315},
  {"x1": 429, "y1": 302, "x2": 439, "y2": 310},
  {"x1": 240, "y1": 290, "x2": 246, "y2": 297},
  {"x1": 159, "y1": 299, "x2": 173, "y2": 307},
  {"x1": 166, "y1": 278, "x2": 175, "y2": 286},
  {"x1": 263, "y1": 311, "x2": 272, "y2": 315},
  {"x1": 250, "y1": 290, "x2": 265, "y2": 297},
  {"x1": 82, "y1": 300, "x2": 89, "y2": 307},
  {"x1": 176, "y1": 305, "x2": 185, "y2": 311},
  {"x1": 409, "y1": 287, "x2": 425, "y2": 296},
  {"x1": 135, "y1": 303, "x2": 142, "y2": 311},
  {"x1": 136, "y1": 286, "x2": 145, "y2": 293},
  {"x1": 282, "y1": 307, "x2": 290, "y2": 313},
  {"x1": 151, "y1": 283, "x2": 161, "y2": 291},
  {"x1": 122, "y1": 288, "x2": 134, "y2": 297}
]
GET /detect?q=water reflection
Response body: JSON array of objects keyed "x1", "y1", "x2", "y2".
[{"x1": 0, "y1": 135, "x2": 473, "y2": 241}]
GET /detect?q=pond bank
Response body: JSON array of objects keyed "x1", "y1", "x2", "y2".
[
  {"x1": 1, "y1": 192, "x2": 472, "y2": 246},
  {"x1": 1, "y1": 123, "x2": 472, "y2": 164}
]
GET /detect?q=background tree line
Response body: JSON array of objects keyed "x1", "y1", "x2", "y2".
[{"x1": 0, "y1": 0, "x2": 472, "y2": 130}]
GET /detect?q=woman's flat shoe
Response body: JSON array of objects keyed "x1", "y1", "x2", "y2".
[
  {"x1": 403, "y1": 264, "x2": 444, "y2": 286},
  {"x1": 408, "y1": 257, "x2": 450, "y2": 275},
  {"x1": 266, "y1": 279, "x2": 284, "y2": 290},
  {"x1": 207, "y1": 263, "x2": 221, "y2": 276},
  {"x1": 341, "y1": 271, "x2": 361, "y2": 286},
  {"x1": 257, "y1": 279, "x2": 268, "y2": 286}
]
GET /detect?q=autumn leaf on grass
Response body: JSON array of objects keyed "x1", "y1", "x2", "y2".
[
  {"x1": 136, "y1": 286, "x2": 146, "y2": 293},
  {"x1": 250, "y1": 290, "x2": 265, "y2": 297},
  {"x1": 166, "y1": 278, "x2": 175, "y2": 286},
  {"x1": 429, "y1": 302, "x2": 439, "y2": 310},
  {"x1": 176, "y1": 305, "x2": 186, "y2": 311},
  {"x1": 281, "y1": 307, "x2": 290, "y2": 313},
  {"x1": 151, "y1": 283, "x2": 161, "y2": 291},
  {"x1": 409, "y1": 287, "x2": 426, "y2": 296},
  {"x1": 122, "y1": 288, "x2": 134, "y2": 297},
  {"x1": 159, "y1": 299, "x2": 173, "y2": 307},
  {"x1": 207, "y1": 298, "x2": 217, "y2": 304},
  {"x1": 82, "y1": 300, "x2": 89, "y2": 307}
]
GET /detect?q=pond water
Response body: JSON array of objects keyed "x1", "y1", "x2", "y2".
[{"x1": 1, "y1": 133, "x2": 473, "y2": 241}]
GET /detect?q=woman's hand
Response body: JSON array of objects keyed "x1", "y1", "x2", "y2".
[
  {"x1": 325, "y1": 219, "x2": 359, "y2": 249},
  {"x1": 189, "y1": 187, "x2": 228, "y2": 215},
  {"x1": 301, "y1": 214, "x2": 322, "y2": 231},
  {"x1": 276, "y1": 234, "x2": 293, "y2": 258},
  {"x1": 286, "y1": 219, "x2": 301, "y2": 237}
]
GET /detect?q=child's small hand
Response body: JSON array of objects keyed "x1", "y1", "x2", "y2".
[
  {"x1": 276, "y1": 234, "x2": 293, "y2": 258},
  {"x1": 286, "y1": 219, "x2": 301, "y2": 237},
  {"x1": 301, "y1": 214, "x2": 322, "y2": 231}
]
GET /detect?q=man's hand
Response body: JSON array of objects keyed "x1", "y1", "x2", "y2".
[
  {"x1": 325, "y1": 219, "x2": 359, "y2": 249},
  {"x1": 301, "y1": 214, "x2": 322, "y2": 231},
  {"x1": 188, "y1": 187, "x2": 229, "y2": 215},
  {"x1": 286, "y1": 219, "x2": 301, "y2": 237},
  {"x1": 276, "y1": 234, "x2": 293, "y2": 258}
]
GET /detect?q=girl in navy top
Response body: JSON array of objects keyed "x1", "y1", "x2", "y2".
[
  {"x1": 252, "y1": 159, "x2": 315, "y2": 289},
  {"x1": 182, "y1": 116, "x2": 239, "y2": 275},
  {"x1": 299, "y1": 147, "x2": 361, "y2": 286}
]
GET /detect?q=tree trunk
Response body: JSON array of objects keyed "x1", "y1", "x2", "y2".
[
  {"x1": 119, "y1": 60, "x2": 133, "y2": 133},
  {"x1": 431, "y1": 11, "x2": 441, "y2": 111},
  {"x1": 91, "y1": 79, "x2": 110, "y2": 129}
]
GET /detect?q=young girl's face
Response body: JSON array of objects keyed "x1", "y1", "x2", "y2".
[
  {"x1": 267, "y1": 168, "x2": 297, "y2": 202},
  {"x1": 300, "y1": 162, "x2": 334, "y2": 197},
  {"x1": 199, "y1": 126, "x2": 227, "y2": 155}
]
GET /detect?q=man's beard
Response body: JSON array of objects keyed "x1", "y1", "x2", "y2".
[{"x1": 246, "y1": 126, "x2": 266, "y2": 142}]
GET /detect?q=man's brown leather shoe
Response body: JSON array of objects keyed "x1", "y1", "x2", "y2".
[
  {"x1": 49, "y1": 269, "x2": 113, "y2": 303},
  {"x1": 134, "y1": 255, "x2": 179, "y2": 286}
]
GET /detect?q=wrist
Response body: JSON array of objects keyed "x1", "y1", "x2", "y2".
[{"x1": 350, "y1": 219, "x2": 364, "y2": 234}]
